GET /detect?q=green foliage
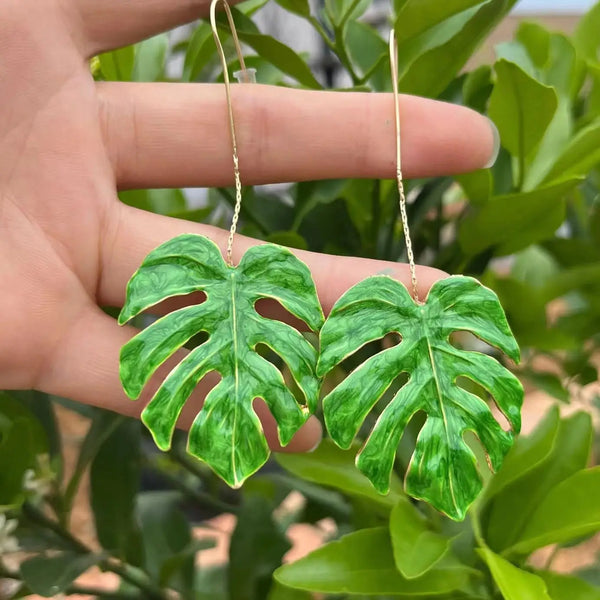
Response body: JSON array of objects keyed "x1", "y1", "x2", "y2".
[
  {"x1": 274, "y1": 527, "x2": 473, "y2": 595},
  {"x1": 389, "y1": 500, "x2": 450, "y2": 579},
  {"x1": 318, "y1": 275, "x2": 523, "y2": 520},
  {"x1": 4, "y1": 1, "x2": 600, "y2": 599},
  {"x1": 20, "y1": 552, "x2": 102, "y2": 597},
  {"x1": 479, "y1": 548, "x2": 552, "y2": 600}
]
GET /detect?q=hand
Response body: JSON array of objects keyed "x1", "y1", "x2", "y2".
[{"x1": 0, "y1": 0, "x2": 497, "y2": 453}]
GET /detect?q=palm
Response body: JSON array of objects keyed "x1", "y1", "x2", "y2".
[
  {"x1": 0, "y1": 0, "x2": 495, "y2": 452},
  {"x1": 0, "y1": 5, "x2": 108, "y2": 390}
]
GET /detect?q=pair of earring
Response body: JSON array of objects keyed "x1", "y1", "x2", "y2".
[{"x1": 117, "y1": 0, "x2": 524, "y2": 522}]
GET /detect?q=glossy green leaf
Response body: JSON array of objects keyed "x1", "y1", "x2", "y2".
[
  {"x1": 484, "y1": 411, "x2": 592, "y2": 552},
  {"x1": 389, "y1": 499, "x2": 450, "y2": 578},
  {"x1": 456, "y1": 170, "x2": 492, "y2": 206},
  {"x1": 543, "y1": 120, "x2": 600, "y2": 183},
  {"x1": 506, "y1": 467, "x2": 600, "y2": 555},
  {"x1": 397, "y1": 0, "x2": 516, "y2": 98},
  {"x1": 266, "y1": 232, "x2": 308, "y2": 251},
  {"x1": 494, "y1": 41, "x2": 537, "y2": 77},
  {"x1": 277, "y1": 438, "x2": 405, "y2": 509},
  {"x1": 274, "y1": 0, "x2": 310, "y2": 18},
  {"x1": 541, "y1": 263, "x2": 600, "y2": 301},
  {"x1": 228, "y1": 21, "x2": 321, "y2": 89},
  {"x1": 537, "y1": 571, "x2": 600, "y2": 600},
  {"x1": 228, "y1": 495, "x2": 291, "y2": 600},
  {"x1": 318, "y1": 275, "x2": 523, "y2": 521},
  {"x1": 523, "y1": 99, "x2": 573, "y2": 190},
  {"x1": 160, "y1": 539, "x2": 216, "y2": 588},
  {"x1": 479, "y1": 548, "x2": 551, "y2": 600},
  {"x1": 393, "y1": 0, "x2": 484, "y2": 44},
  {"x1": 459, "y1": 177, "x2": 582, "y2": 256},
  {"x1": 545, "y1": 34, "x2": 584, "y2": 101},
  {"x1": 483, "y1": 405, "x2": 560, "y2": 501},
  {"x1": 462, "y1": 65, "x2": 493, "y2": 112},
  {"x1": 267, "y1": 582, "x2": 312, "y2": 600},
  {"x1": 11, "y1": 391, "x2": 61, "y2": 463},
  {"x1": 119, "y1": 188, "x2": 187, "y2": 216},
  {"x1": 274, "y1": 527, "x2": 472, "y2": 595},
  {"x1": 183, "y1": 23, "x2": 215, "y2": 82},
  {"x1": 325, "y1": 0, "x2": 370, "y2": 28},
  {"x1": 515, "y1": 22, "x2": 551, "y2": 69},
  {"x1": 0, "y1": 392, "x2": 47, "y2": 455},
  {"x1": 573, "y1": 1, "x2": 600, "y2": 63},
  {"x1": 20, "y1": 552, "x2": 101, "y2": 597},
  {"x1": 345, "y1": 21, "x2": 387, "y2": 89},
  {"x1": 90, "y1": 418, "x2": 141, "y2": 561},
  {"x1": 63, "y1": 412, "x2": 123, "y2": 516},
  {"x1": 119, "y1": 234, "x2": 324, "y2": 487},
  {"x1": 0, "y1": 394, "x2": 47, "y2": 507},
  {"x1": 98, "y1": 45, "x2": 135, "y2": 81},
  {"x1": 136, "y1": 491, "x2": 194, "y2": 592},
  {"x1": 489, "y1": 59, "x2": 558, "y2": 158},
  {"x1": 0, "y1": 418, "x2": 37, "y2": 507},
  {"x1": 521, "y1": 371, "x2": 569, "y2": 402},
  {"x1": 133, "y1": 33, "x2": 169, "y2": 82}
]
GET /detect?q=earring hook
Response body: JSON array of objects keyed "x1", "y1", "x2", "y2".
[
  {"x1": 389, "y1": 29, "x2": 419, "y2": 302},
  {"x1": 210, "y1": 0, "x2": 255, "y2": 265}
]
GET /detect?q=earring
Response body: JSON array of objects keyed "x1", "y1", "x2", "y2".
[
  {"x1": 118, "y1": 0, "x2": 324, "y2": 489},
  {"x1": 317, "y1": 31, "x2": 524, "y2": 522}
]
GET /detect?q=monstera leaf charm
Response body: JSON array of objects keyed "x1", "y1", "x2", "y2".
[
  {"x1": 317, "y1": 275, "x2": 523, "y2": 521},
  {"x1": 119, "y1": 234, "x2": 324, "y2": 487}
]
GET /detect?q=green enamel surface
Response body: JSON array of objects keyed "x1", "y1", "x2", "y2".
[
  {"x1": 317, "y1": 275, "x2": 523, "y2": 521},
  {"x1": 119, "y1": 234, "x2": 324, "y2": 488}
]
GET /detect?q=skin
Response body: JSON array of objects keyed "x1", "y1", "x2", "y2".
[{"x1": 0, "y1": 0, "x2": 497, "y2": 453}]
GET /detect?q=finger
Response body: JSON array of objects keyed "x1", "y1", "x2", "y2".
[
  {"x1": 99, "y1": 204, "x2": 446, "y2": 312},
  {"x1": 40, "y1": 306, "x2": 322, "y2": 453},
  {"x1": 77, "y1": 0, "x2": 235, "y2": 56},
  {"x1": 97, "y1": 83, "x2": 498, "y2": 189}
]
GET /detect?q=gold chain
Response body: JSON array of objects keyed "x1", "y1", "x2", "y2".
[
  {"x1": 389, "y1": 30, "x2": 419, "y2": 302},
  {"x1": 210, "y1": 0, "x2": 251, "y2": 266}
]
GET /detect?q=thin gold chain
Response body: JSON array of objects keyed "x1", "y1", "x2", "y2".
[
  {"x1": 210, "y1": 0, "x2": 249, "y2": 266},
  {"x1": 389, "y1": 30, "x2": 419, "y2": 302}
]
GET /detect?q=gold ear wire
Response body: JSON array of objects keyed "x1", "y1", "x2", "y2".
[
  {"x1": 389, "y1": 29, "x2": 419, "y2": 302},
  {"x1": 210, "y1": 0, "x2": 255, "y2": 265}
]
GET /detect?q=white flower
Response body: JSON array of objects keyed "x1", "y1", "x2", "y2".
[
  {"x1": 22, "y1": 454, "x2": 54, "y2": 498},
  {"x1": 0, "y1": 514, "x2": 19, "y2": 554}
]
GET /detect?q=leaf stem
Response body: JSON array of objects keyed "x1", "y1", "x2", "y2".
[
  {"x1": 149, "y1": 456, "x2": 238, "y2": 514},
  {"x1": 306, "y1": 14, "x2": 360, "y2": 85},
  {"x1": 308, "y1": 16, "x2": 336, "y2": 52},
  {"x1": 543, "y1": 545, "x2": 560, "y2": 570},
  {"x1": 332, "y1": 26, "x2": 360, "y2": 85},
  {"x1": 21, "y1": 503, "x2": 168, "y2": 600},
  {"x1": 65, "y1": 585, "x2": 141, "y2": 599},
  {"x1": 358, "y1": 53, "x2": 387, "y2": 86}
]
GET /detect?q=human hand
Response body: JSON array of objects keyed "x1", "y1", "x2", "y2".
[{"x1": 0, "y1": 0, "x2": 498, "y2": 453}]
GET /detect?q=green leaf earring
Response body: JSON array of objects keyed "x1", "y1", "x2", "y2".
[
  {"x1": 317, "y1": 31, "x2": 524, "y2": 521},
  {"x1": 118, "y1": 0, "x2": 324, "y2": 488}
]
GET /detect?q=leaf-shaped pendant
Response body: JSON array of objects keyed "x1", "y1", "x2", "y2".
[
  {"x1": 317, "y1": 275, "x2": 523, "y2": 521},
  {"x1": 119, "y1": 234, "x2": 324, "y2": 487}
]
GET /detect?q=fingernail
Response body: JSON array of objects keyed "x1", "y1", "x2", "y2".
[
  {"x1": 308, "y1": 437, "x2": 322, "y2": 453},
  {"x1": 484, "y1": 118, "x2": 501, "y2": 169}
]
